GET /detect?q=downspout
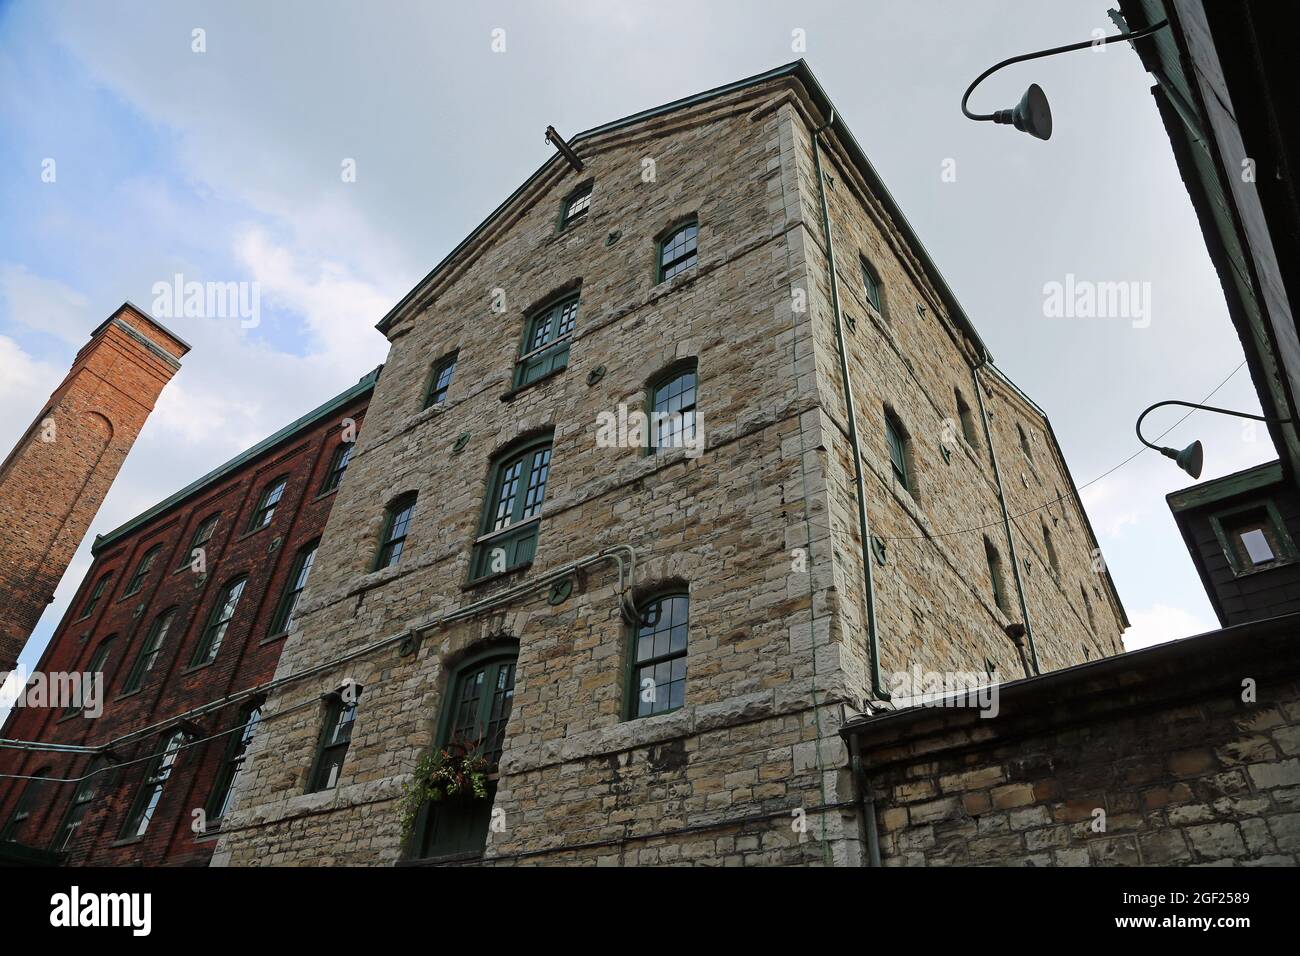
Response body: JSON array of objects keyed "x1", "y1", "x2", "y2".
[
  {"x1": 972, "y1": 356, "x2": 1040, "y2": 675},
  {"x1": 812, "y1": 113, "x2": 890, "y2": 702},
  {"x1": 848, "y1": 733, "x2": 881, "y2": 867}
]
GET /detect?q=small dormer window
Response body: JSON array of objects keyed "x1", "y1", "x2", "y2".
[
  {"x1": 1213, "y1": 502, "x2": 1295, "y2": 575},
  {"x1": 561, "y1": 184, "x2": 592, "y2": 226}
]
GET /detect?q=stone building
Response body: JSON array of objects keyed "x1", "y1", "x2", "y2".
[
  {"x1": 0, "y1": 302, "x2": 188, "y2": 677},
  {"x1": 212, "y1": 61, "x2": 1124, "y2": 867},
  {"x1": 0, "y1": 370, "x2": 377, "y2": 865}
]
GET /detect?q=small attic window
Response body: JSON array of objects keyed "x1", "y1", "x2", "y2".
[{"x1": 561, "y1": 184, "x2": 592, "y2": 226}]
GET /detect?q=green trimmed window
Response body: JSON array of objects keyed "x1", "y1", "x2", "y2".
[
  {"x1": 885, "y1": 410, "x2": 910, "y2": 490},
  {"x1": 269, "y1": 540, "x2": 319, "y2": 635},
  {"x1": 985, "y1": 538, "x2": 1010, "y2": 613},
  {"x1": 247, "y1": 476, "x2": 287, "y2": 532},
  {"x1": 470, "y1": 438, "x2": 552, "y2": 581},
  {"x1": 628, "y1": 593, "x2": 689, "y2": 719},
  {"x1": 207, "y1": 704, "x2": 262, "y2": 822},
  {"x1": 376, "y1": 495, "x2": 416, "y2": 570},
  {"x1": 78, "y1": 573, "x2": 112, "y2": 620},
  {"x1": 122, "y1": 545, "x2": 161, "y2": 598},
  {"x1": 121, "y1": 608, "x2": 176, "y2": 693},
  {"x1": 861, "y1": 256, "x2": 884, "y2": 315},
  {"x1": 650, "y1": 364, "x2": 698, "y2": 453},
  {"x1": 190, "y1": 577, "x2": 247, "y2": 666},
  {"x1": 424, "y1": 352, "x2": 458, "y2": 408},
  {"x1": 657, "y1": 220, "x2": 699, "y2": 282},
  {"x1": 119, "y1": 730, "x2": 186, "y2": 839},
  {"x1": 412, "y1": 649, "x2": 516, "y2": 860},
  {"x1": 561, "y1": 183, "x2": 592, "y2": 227},
  {"x1": 1, "y1": 767, "x2": 50, "y2": 842},
  {"x1": 319, "y1": 443, "x2": 353, "y2": 495},
  {"x1": 52, "y1": 759, "x2": 105, "y2": 852},
  {"x1": 177, "y1": 514, "x2": 219, "y2": 570},
  {"x1": 514, "y1": 295, "x2": 578, "y2": 388},
  {"x1": 65, "y1": 638, "x2": 114, "y2": 717},
  {"x1": 308, "y1": 686, "x2": 362, "y2": 793}
]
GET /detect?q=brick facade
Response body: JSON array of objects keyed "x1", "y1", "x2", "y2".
[
  {"x1": 0, "y1": 303, "x2": 188, "y2": 675},
  {"x1": 211, "y1": 63, "x2": 1124, "y2": 868},
  {"x1": 0, "y1": 371, "x2": 376, "y2": 864}
]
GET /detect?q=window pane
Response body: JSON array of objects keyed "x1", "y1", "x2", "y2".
[{"x1": 1240, "y1": 528, "x2": 1275, "y2": 565}]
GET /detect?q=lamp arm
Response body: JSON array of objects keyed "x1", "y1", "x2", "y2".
[
  {"x1": 1135, "y1": 399, "x2": 1292, "y2": 451},
  {"x1": 962, "y1": 20, "x2": 1168, "y2": 122}
]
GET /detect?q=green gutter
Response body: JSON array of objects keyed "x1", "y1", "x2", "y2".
[{"x1": 91, "y1": 366, "x2": 382, "y2": 555}]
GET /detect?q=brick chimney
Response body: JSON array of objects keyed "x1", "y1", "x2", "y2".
[{"x1": 0, "y1": 302, "x2": 189, "y2": 675}]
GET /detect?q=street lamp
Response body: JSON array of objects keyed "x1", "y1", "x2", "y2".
[
  {"x1": 1135, "y1": 400, "x2": 1293, "y2": 480},
  {"x1": 961, "y1": 20, "x2": 1168, "y2": 140}
]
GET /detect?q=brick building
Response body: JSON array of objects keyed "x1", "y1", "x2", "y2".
[
  {"x1": 210, "y1": 61, "x2": 1124, "y2": 868},
  {"x1": 0, "y1": 302, "x2": 188, "y2": 676},
  {"x1": 0, "y1": 369, "x2": 377, "y2": 865}
]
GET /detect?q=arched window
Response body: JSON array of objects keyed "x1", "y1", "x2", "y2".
[
  {"x1": 309, "y1": 685, "x2": 363, "y2": 793},
  {"x1": 984, "y1": 538, "x2": 1010, "y2": 613},
  {"x1": 649, "y1": 362, "x2": 698, "y2": 453},
  {"x1": 628, "y1": 593, "x2": 689, "y2": 719},
  {"x1": 319, "y1": 441, "x2": 353, "y2": 494},
  {"x1": 515, "y1": 294, "x2": 578, "y2": 388},
  {"x1": 1, "y1": 766, "x2": 50, "y2": 842},
  {"x1": 471, "y1": 435, "x2": 553, "y2": 581},
  {"x1": 412, "y1": 648, "x2": 517, "y2": 860},
  {"x1": 247, "y1": 476, "x2": 288, "y2": 532},
  {"x1": 955, "y1": 388, "x2": 979, "y2": 446},
  {"x1": 122, "y1": 544, "x2": 161, "y2": 598},
  {"x1": 1042, "y1": 522, "x2": 1060, "y2": 577},
  {"x1": 52, "y1": 758, "x2": 106, "y2": 853},
  {"x1": 208, "y1": 702, "x2": 263, "y2": 822},
  {"x1": 270, "y1": 539, "x2": 320, "y2": 635},
  {"x1": 122, "y1": 608, "x2": 176, "y2": 693},
  {"x1": 120, "y1": 730, "x2": 186, "y2": 839},
  {"x1": 885, "y1": 409, "x2": 911, "y2": 491},
  {"x1": 177, "y1": 513, "x2": 219, "y2": 571},
  {"x1": 860, "y1": 256, "x2": 885, "y2": 318},
  {"x1": 190, "y1": 577, "x2": 247, "y2": 666},
  {"x1": 423, "y1": 352, "x2": 458, "y2": 409},
  {"x1": 376, "y1": 495, "x2": 417, "y2": 570},
  {"x1": 77, "y1": 572, "x2": 113, "y2": 620},
  {"x1": 657, "y1": 220, "x2": 699, "y2": 282},
  {"x1": 66, "y1": 637, "x2": 115, "y2": 716}
]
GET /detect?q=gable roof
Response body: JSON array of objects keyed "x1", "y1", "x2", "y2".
[{"x1": 374, "y1": 60, "x2": 991, "y2": 363}]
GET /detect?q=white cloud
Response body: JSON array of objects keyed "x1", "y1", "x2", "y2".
[
  {"x1": 0, "y1": 263, "x2": 92, "y2": 345},
  {"x1": 1122, "y1": 603, "x2": 1215, "y2": 651}
]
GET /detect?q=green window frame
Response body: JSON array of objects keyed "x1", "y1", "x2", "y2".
[
  {"x1": 190, "y1": 577, "x2": 247, "y2": 666},
  {"x1": 985, "y1": 538, "x2": 1010, "y2": 613},
  {"x1": 121, "y1": 608, "x2": 176, "y2": 694},
  {"x1": 269, "y1": 539, "x2": 319, "y2": 635},
  {"x1": 122, "y1": 545, "x2": 161, "y2": 598},
  {"x1": 470, "y1": 437, "x2": 552, "y2": 581},
  {"x1": 308, "y1": 686, "x2": 362, "y2": 793},
  {"x1": 657, "y1": 220, "x2": 699, "y2": 282},
  {"x1": 1211, "y1": 500, "x2": 1298, "y2": 574},
  {"x1": 860, "y1": 256, "x2": 884, "y2": 315},
  {"x1": 319, "y1": 442, "x2": 353, "y2": 495},
  {"x1": 65, "y1": 637, "x2": 115, "y2": 717},
  {"x1": 560, "y1": 183, "x2": 593, "y2": 227},
  {"x1": 627, "y1": 593, "x2": 689, "y2": 719},
  {"x1": 424, "y1": 352, "x2": 459, "y2": 408},
  {"x1": 1, "y1": 766, "x2": 50, "y2": 842},
  {"x1": 177, "y1": 513, "x2": 219, "y2": 570},
  {"x1": 247, "y1": 476, "x2": 287, "y2": 532},
  {"x1": 412, "y1": 649, "x2": 516, "y2": 860},
  {"x1": 78, "y1": 573, "x2": 112, "y2": 620},
  {"x1": 119, "y1": 730, "x2": 186, "y2": 840},
  {"x1": 514, "y1": 295, "x2": 578, "y2": 388},
  {"x1": 207, "y1": 703, "x2": 262, "y2": 823},
  {"x1": 649, "y1": 363, "x2": 698, "y2": 453},
  {"x1": 885, "y1": 410, "x2": 910, "y2": 490},
  {"x1": 52, "y1": 759, "x2": 106, "y2": 853},
  {"x1": 376, "y1": 495, "x2": 417, "y2": 570}
]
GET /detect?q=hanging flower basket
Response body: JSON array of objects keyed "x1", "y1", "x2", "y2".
[{"x1": 399, "y1": 738, "x2": 491, "y2": 840}]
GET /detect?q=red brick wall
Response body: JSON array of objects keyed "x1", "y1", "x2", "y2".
[
  {"x1": 0, "y1": 386, "x2": 371, "y2": 865},
  {"x1": 0, "y1": 303, "x2": 187, "y2": 674}
]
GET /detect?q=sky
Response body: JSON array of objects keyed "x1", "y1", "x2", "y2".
[{"x1": 0, "y1": 0, "x2": 1273, "y2": 689}]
